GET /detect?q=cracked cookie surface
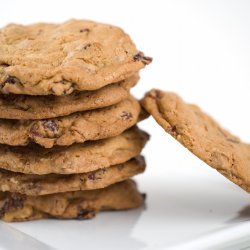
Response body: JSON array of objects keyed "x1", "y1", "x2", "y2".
[
  {"x1": 0, "y1": 156, "x2": 145, "y2": 196},
  {"x1": 0, "y1": 127, "x2": 149, "y2": 174},
  {"x1": 0, "y1": 179, "x2": 144, "y2": 222},
  {"x1": 0, "y1": 75, "x2": 138, "y2": 119},
  {"x1": 141, "y1": 89, "x2": 250, "y2": 193},
  {"x1": 0, "y1": 96, "x2": 140, "y2": 148},
  {"x1": 0, "y1": 19, "x2": 151, "y2": 95}
]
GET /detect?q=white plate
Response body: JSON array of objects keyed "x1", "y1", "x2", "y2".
[{"x1": 1, "y1": 120, "x2": 249, "y2": 250}]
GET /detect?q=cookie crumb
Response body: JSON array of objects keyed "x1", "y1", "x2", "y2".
[{"x1": 80, "y1": 28, "x2": 90, "y2": 33}]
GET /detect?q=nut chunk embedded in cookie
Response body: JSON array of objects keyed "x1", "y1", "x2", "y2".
[{"x1": 141, "y1": 89, "x2": 250, "y2": 193}]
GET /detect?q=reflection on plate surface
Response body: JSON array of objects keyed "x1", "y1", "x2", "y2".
[{"x1": 3, "y1": 170, "x2": 249, "y2": 250}]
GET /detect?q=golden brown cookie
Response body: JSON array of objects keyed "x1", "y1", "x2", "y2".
[
  {"x1": 0, "y1": 127, "x2": 149, "y2": 175},
  {"x1": 141, "y1": 89, "x2": 250, "y2": 193},
  {"x1": 0, "y1": 179, "x2": 144, "y2": 222},
  {"x1": 0, "y1": 156, "x2": 145, "y2": 196},
  {"x1": 0, "y1": 19, "x2": 152, "y2": 95},
  {"x1": 0, "y1": 75, "x2": 138, "y2": 120},
  {"x1": 0, "y1": 96, "x2": 140, "y2": 148}
]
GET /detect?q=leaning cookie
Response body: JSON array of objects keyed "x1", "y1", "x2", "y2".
[
  {"x1": 0, "y1": 127, "x2": 149, "y2": 175},
  {"x1": 0, "y1": 96, "x2": 140, "y2": 148},
  {"x1": 0, "y1": 75, "x2": 139, "y2": 120},
  {"x1": 0, "y1": 19, "x2": 152, "y2": 95},
  {"x1": 0, "y1": 179, "x2": 144, "y2": 222},
  {"x1": 141, "y1": 89, "x2": 250, "y2": 193},
  {"x1": 0, "y1": 156, "x2": 145, "y2": 196}
]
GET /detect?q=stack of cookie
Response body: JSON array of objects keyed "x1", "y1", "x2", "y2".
[{"x1": 0, "y1": 20, "x2": 151, "y2": 221}]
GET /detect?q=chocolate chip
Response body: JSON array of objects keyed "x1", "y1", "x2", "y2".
[
  {"x1": 80, "y1": 28, "x2": 90, "y2": 33},
  {"x1": 0, "y1": 194, "x2": 24, "y2": 216},
  {"x1": 171, "y1": 125, "x2": 177, "y2": 133},
  {"x1": 77, "y1": 207, "x2": 96, "y2": 219},
  {"x1": 42, "y1": 120, "x2": 58, "y2": 132},
  {"x1": 4, "y1": 76, "x2": 19, "y2": 84},
  {"x1": 133, "y1": 53, "x2": 142, "y2": 61},
  {"x1": 133, "y1": 52, "x2": 152, "y2": 65},
  {"x1": 83, "y1": 43, "x2": 91, "y2": 50},
  {"x1": 166, "y1": 125, "x2": 177, "y2": 136},
  {"x1": 0, "y1": 63, "x2": 9, "y2": 68},
  {"x1": 142, "y1": 193, "x2": 147, "y2": 200},
  {"x1": 87, "y1": 173, "x2": 95, "y2": 180},
  {"x1": 121, "y1": 111, "x2": 132, "y2": 120}
]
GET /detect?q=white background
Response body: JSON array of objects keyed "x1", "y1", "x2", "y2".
[{"x1": 0, "y1": 1, "x2": 250, "y2": 250}]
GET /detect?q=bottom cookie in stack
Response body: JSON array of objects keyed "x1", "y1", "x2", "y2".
[
  {"x1": 0, "y1": 127, "x2": 149, "y2": 221},
  {"x1": 0, "y1": 180, "x2": 144, "y2": 222}
]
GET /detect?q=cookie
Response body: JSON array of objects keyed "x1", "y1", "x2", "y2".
[
  {"x1": 0, "y1": 96, "x2": 140, "y2": 148},
  {"x1": 0, "y1": 156, "x2": 145, "y2": 196},
  {"x1": 0, "y1": 127, "x2": 149, "y2": 175},
  {"x1": 0, "y1": 75, "x2": 139, "y2": 120},
  {"x1": 141, "y1": 89, "x2": 250, "y2": 193},
  {"x1": 0, "y1": 179, "x2": 144, "y2": 222},
  {"x1": 0, "y1": 19, "x2": 152, "y2": 95}
]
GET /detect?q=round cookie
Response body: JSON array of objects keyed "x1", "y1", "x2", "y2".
[
  {"x1": 0, "y1": 156, "x2": 145, "y2": 196},
  {"x1": 141, "y1": 89, "x2": 250, "y2": 193},
  {"x1": 0, "y1": 180, "x2": 144, "y2": 222},
  {"x1": 0, "y1": 96, "x2": 141, "y2": 148},
  {"x1": 0, "y1": 127, "x2": 149, "y2": 174},
  {"x1": 0, "y1": 19, "x2": 152, "y2": 95},
  {"x1": 0, "y1": 75, "x2": 139, "y2": 120}
]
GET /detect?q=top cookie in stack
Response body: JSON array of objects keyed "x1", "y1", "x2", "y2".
[
  {"x1": 0, "y1": 19, "x2": 151, "y2": 109},
  {"x1": 0, "y1": 19, "x2": 151, "y2": 221}
]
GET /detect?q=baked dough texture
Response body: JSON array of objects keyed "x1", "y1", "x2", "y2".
[
  {"x1": 0, "y1": 96, "x2": 141, "y2": 148},
  {"x1": 142, "y1": 89, "x2": 250, "y2": 193},
  {"x1": 0, "y1": 127, "x2": 149, "y2": 175},
  {"x1": 0, "y1": 75, "x2": 139, "y2": 119},
  {"x1": 0, "y1": 180, "x2": 144, "y2": 222},
  {"x1": 0, "y1": 19, "x2": 152, "y2": 95},
  {"x1": 0, "y1": 156, "x2": 145, "y2": 196}
]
